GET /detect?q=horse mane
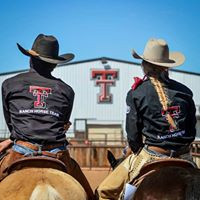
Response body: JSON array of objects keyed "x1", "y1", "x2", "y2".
[{"x1": 29, "y1": 183, "x2": 64, "y2": 200}]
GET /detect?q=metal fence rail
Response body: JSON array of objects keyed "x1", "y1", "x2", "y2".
[
  {"x1": 1, "y1": 136, "x2": 200, "y2": 168},
  {"x1": 191, "y1": 141, "x2": 200, "y2": 167},
  {"x1": 68, "y1": 140, "x2": 200, "y2": 168},
  {"x1": 0, "y1": 130, "x2": 10, "y2": 140},
  {"x1": 69, "y1": 144, "x2": 125, "y2": 168}
]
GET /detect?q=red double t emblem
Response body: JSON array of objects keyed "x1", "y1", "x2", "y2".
[
  {"x1": 29, "y1": 86, "x2": 52, "y2": 109},
  {"x1": 92, "y1": 69, "x2": 118, "y2": 103}
]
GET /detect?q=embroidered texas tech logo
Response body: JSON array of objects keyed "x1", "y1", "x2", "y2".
[
  {"x1": 29, "y1": 86, "x2": 52, "y2": 109},
  {"x1": 161, "y1": 106, "x2": 180, "y2": 118},
  {"x1": 161, "y1": 106, "x2": 180, "y2": 132},
  {"x1": 91, "y1": 69, "x2": 118, "y2": 103}
]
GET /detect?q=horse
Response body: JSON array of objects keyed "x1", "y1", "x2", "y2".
[
  {"x1": 107, "y1": 150, "x2": 200, "y2": 200},
  {"x1": 133, "y1": 166, "x2": 200, "y2": 200},
  {"x1": 0, "y1": 157, "x2": 87, "y2": 200}
]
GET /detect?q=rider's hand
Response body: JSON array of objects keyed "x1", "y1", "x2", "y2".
[
  {"x1": 64, "y1": 121, "x2": 72, "y2": 131},
  {"x1": 0, "y1": 139, "x2": 13, "y2": 152},
  {"x1": 123, "y1": 146, "x2": 133, "y2": 157}
]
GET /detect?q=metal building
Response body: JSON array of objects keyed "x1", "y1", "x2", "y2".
[{"x1": 0, "y1": 57, "x2": 200, "y2": 140}]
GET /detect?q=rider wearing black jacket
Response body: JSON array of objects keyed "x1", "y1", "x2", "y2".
[
  {"x1": 126, "y1": 76, "x2": 196, "y2": 154},
  {"x1": 0, "y1": 34, "x2": 94, "y2": 199},
  {"x1": 2, "y1": 62, "x2": 74, "y2": 145}
]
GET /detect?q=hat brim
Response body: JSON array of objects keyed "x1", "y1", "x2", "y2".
[
  {"x1": 132, "y1": 49, "x2": 185, "y2": 68},
  {"x1": 17, "y1": 43, "x2": 74, "y2": 64}
]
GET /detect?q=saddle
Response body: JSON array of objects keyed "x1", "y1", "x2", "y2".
[
  {"x1": 132, "y1": 158, "x2": 194, "y2": 186},
  {"x1": 6, "y1": 156, "x2": 67, "y2": 175}
]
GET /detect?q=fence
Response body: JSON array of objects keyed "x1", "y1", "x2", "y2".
[
  {"x1": 191, "y1": 141, "x2": 200, "y2": 167},
  {"x1": 69, "y1": 144, "x2": 125, "y2": 168},
  {"x1": 0, "y1": 137, "x2": 200, "y2": 168},
  {"x1": 68, "y1": 140, "x2": 200, "y2": 168},
  {"x1": 0, "y1": 129, "x2": 9, "y2": 140}
]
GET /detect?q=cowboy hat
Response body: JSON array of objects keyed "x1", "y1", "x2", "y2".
[
  {"x1": 132, "y1": 38, "x2": 185, "y2": 68},
  {"x1": 17, "y1": 34, "x2": 74, "y2": 64}
]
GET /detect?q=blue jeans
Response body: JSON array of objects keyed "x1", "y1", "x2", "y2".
[
  {"x1": 143, "y1": 145, "x2": 168, "y2": 158},
  {"x1": 143, "y1": 145, "x2": 197, "y2": 167},
  {"x1": 12, "y1": 141, "x2": 66, "y2": 157}
]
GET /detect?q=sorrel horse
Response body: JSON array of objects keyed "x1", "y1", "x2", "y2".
[
  {"x1": 133, "y1": 166, "x2": 200, "y2": 200},
  {"x1": 0, "y1": 157, "x2": 87, "y2": 200},
  {"x1": 107, "y1": 150, "x2": 200, "y2": 200}
]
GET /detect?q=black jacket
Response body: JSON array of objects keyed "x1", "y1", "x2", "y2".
[
  {"x1": 126, "y1": 78, "x2": 196, "y2": 153},
  {"x1": 2, "y1": 68, "x2": 74, "y2": 144}
]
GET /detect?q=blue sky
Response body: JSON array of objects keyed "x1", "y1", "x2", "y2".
[{"x1": 0, "y1": 0, "x2": 200, "y2": 73}]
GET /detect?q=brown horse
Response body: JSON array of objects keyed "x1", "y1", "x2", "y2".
[
  {"x1": 107, "y1": 150, "x2": 200, "y2": 200},
  {"x1": 133, "y1": 166, "x2": 200, "y2": 200},
  {"x1": 0, "y1": 158, "x2": 87, "y2": 200}
]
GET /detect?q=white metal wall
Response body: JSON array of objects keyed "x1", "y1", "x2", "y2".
[
  {"x1": 0, "y1": 58, "x2": 200, "y2": 138},
  {"x1": 53, "y1": 59, "x2": 143, "y2": 135}
]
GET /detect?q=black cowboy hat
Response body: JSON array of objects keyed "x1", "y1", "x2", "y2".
[{"x1": 17, "y1": 34, "x2": 74, "y2": 64}]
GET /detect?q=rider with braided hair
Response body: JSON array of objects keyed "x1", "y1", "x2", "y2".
[
  {"x1": 96, "y1": 39, "x2": 197, "y2": 200},
  {"x1": 146, "y1": 63, "x2": 177, "y2": 131}
]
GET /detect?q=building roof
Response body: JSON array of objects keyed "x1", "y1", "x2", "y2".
[{"x1": 1, "y1": 57, "x2": 200, "y2": 77}]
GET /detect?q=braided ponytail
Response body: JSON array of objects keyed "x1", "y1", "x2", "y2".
[{"x1": 142, "y1": 61, "x2": 177, "y2": 130}]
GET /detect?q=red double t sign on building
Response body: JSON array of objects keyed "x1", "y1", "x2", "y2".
[{"x1": 91, "y1": 69, "x2": 118, "y2": 103}]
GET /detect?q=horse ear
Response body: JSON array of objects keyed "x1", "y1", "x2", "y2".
[
  {"x1": 107, "y1": 150, "x2": 126, "y2": 170},
  {"x1": 107, "y1": 150, "x2": 117, "y2": 169}
]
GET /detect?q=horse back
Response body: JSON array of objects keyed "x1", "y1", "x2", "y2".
[{"x1": 0, "y1": 168, "x2": 87, "y2": 200}]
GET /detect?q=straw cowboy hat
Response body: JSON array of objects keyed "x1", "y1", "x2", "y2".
[
  {"x1": 132, "y1": 38, "x2": 185, "y2": 68},
  {"x1": 17, "y1": 34, "x2": 74, "y2": 64}
]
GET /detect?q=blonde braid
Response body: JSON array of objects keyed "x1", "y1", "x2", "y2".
[
  {"x1": 142, "y1": 61, "x2": 177, "y2": 130},
  {"x1": 149, "y1": 77, "x2": 177, "y2": 130}
]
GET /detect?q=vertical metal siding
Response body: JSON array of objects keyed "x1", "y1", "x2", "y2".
[{"x1": 0, "y1": 59, "x2": 200, "y2": 138}]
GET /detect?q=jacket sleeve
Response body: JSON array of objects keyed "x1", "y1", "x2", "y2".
[
  {"x1": 126, "y1": 90, "x2": 143, "y2": 153},
  {"x1": 65, "y1": 89, "x2": 75, "y2": 123},
  {"x1": 188, "y1": 97, "x2": 196, "y2": 140},
  {"x1": 1, "y1": 81, "x2": 13, "y2": 133}
]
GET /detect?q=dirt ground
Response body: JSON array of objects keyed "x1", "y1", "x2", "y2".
[{"x1": 82, "y1": 167, "x2": 111, "y2": 191}]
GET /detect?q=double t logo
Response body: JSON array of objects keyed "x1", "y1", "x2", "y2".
[
  {"x1": 92, "y1": 69, "x2": 118, "y2": 103},
  {"x1": 29, "y1": 86, "x2": 52, "y2": 109},
  {"x1": 161, "y1": 106, "x2": 180, "y2": 132},
  {"x1": 161, "y1": 106, "x2": 180, "y2": 118}
]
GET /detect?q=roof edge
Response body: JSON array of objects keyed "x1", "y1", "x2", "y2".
[
  {"x1": 0, "y1": 69, "x2": 28, "y2": 76},
  {"x1": 0, "y1": 57, "x2": 200, "y2": 77},
  {"x1": 59, "y1": 57, "x2": 141, "y2": 66}
]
